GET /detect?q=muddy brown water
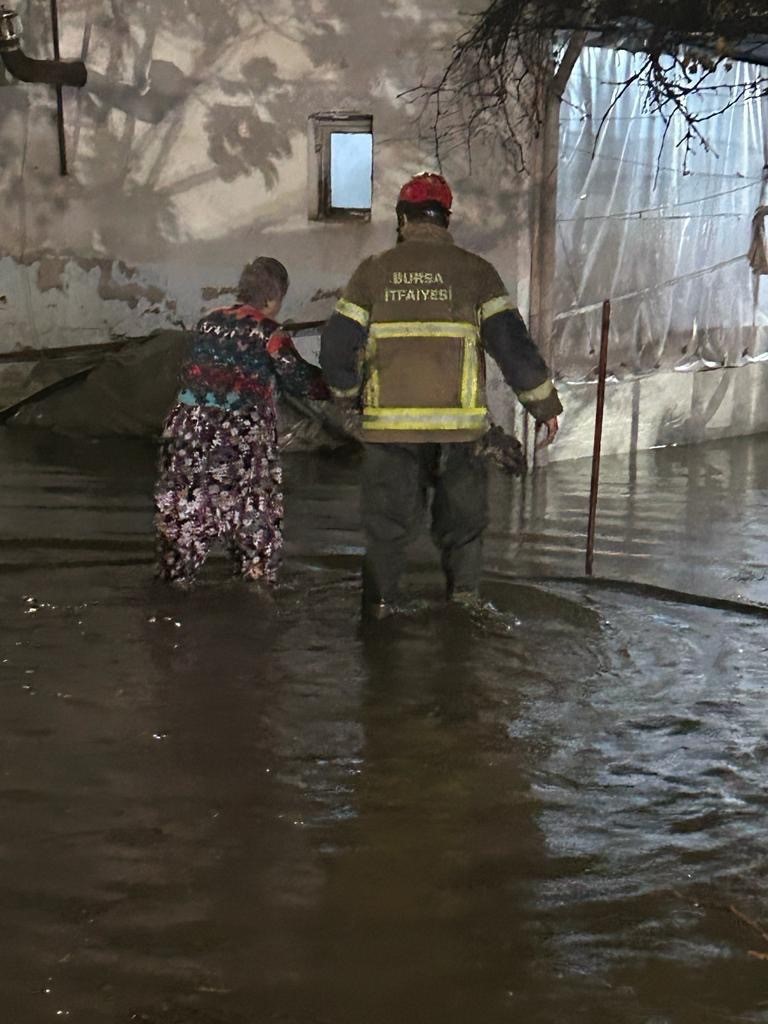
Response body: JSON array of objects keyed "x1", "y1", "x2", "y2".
[{"x1": 1, "y1": 429, "x2": 767, "y2": 1023}]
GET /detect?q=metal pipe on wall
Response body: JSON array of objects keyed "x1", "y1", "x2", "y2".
[
  {"x1": 0, "y1": 6, "x2": 87, "y2": 87},
  {"x1": 50, "y1": 0, "x2": 67, "y2": 175}
]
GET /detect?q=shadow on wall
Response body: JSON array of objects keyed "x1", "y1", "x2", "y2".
[
  {"x1": 3, "y1": 0, "x2": 538, "y2": 347},
  {"x1": 86, "y1": 61, "x2": 194, "y2": 124},
  {"x1": 22, "y1": 0, "x2": 439, "y2": 230},
  {"x1": 85, "y1": 57, "x2": 292, "y2": 188}
]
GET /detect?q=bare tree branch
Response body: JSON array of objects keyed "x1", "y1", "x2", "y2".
[{"x1": 404, "y1": 1, "x2": 768, "y2": 173}]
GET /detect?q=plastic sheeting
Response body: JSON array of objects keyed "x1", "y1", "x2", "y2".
[
  {"x1": 9, "y1": 332, "x2": 190, "y2": 434},
  {"x1": 555, "y1": 48, "x2": 768, "y2": 381},
  {"x1": 7, "y1": 331, "x2": 349, "y2": 449}
]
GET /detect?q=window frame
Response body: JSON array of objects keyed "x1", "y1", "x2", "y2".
[{"x1": 308, "y1": 112, "x2": 373, "y2": 222}]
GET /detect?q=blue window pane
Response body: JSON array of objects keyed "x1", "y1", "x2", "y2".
[{"x1": 330, "y1": 132, "x2": 373, "y2": 209}]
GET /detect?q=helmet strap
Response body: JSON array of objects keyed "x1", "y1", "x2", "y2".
[{"x1": 395, "y1": 201, "x2": 450, "y2": 240}]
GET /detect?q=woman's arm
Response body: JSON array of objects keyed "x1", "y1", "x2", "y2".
[{"x1": 266, "y1": 330, "x2": 331, "y2": 401}]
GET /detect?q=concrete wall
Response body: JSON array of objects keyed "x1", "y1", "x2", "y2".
[{"x1": 0, "y1": 0, "x2": 534, "y2": 353}]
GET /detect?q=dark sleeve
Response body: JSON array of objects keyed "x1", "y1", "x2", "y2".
[
  {"x1": 476, "y1": 263, "x2": 562, "y2": 421},
  {"x1": 266, "y1": 330, "x2": 331, "y2": 401},
  {"x1": 319, "y1": 259, "x2": 373, "y2": 399}
]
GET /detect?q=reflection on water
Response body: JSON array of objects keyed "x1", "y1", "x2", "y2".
[
  {"x1": 1, "y1": 429, "x2": 767, "y2": 1023},
  {"x1": 501, "y1": 435, "x2": 768, "y2": 606}
]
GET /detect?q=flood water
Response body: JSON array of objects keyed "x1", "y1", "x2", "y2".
[{"x1": 1, "y1": 428, "x2": 767, "y2": 1023}]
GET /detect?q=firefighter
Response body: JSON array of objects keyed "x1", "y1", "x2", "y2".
[{"x1": 320, "y1": 172, "x2": 562, "y2": 619}]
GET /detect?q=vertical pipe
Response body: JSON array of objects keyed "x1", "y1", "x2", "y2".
[
  {"x1": 585, "y1": 299, "x2": 610, "y2": 576},
  {"x1": 50, "y1": 0, "x2": 67, "y2": 175},
  {"x1": 528, "y1": 34, "x2": 585, "y2": 470},
  {"x1": 528, "y1": 62, "x2": 559, "y2": 387}
]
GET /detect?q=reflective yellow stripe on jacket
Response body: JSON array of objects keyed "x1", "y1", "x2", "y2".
[
  {"x1": 477, "y1": 294, "x2": 514, "y2": 322},
  {"x1": 516, "y1": 379, "x2": 555, "y2": 404},
  {"x1": 364, "y1": 321, "x2": 482, "y2": 429},
  {"x1": 334, "y1": 298, "x2": 370, "y2": 328},
  {"x1": 363, "y1": 407, "x2": 488, "y2": 432}
]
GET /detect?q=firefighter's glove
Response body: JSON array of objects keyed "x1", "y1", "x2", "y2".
[
  {"x1": 333, "y1": 395, "x2": 364, "y2": 443},
  {"x1": 476, "y1": 425, "x2": 526, "y2": 476}
]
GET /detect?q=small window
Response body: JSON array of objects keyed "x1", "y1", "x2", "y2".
[{"x1": 309, "y1": 113, "x2": 373, "y2": 221}]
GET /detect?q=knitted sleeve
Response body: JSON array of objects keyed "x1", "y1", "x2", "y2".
[{"x1": 266, "y1": 329, "x2": 331, "y2": 401}]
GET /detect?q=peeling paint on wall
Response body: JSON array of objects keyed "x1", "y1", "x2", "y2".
[
  {"x1": 34, "y1": 255, "x2": 166, "y2": 308},
  {"x1": 0, "y1": 254, "x2": 182, "y2": 352},
  {"x1": 35, "y1": 259, "x2": 68, "y2": 292},
  {"x1": 201, "y1": 286, "x2": 234, "y2": 301},
  {"x1": 311, "y1": 286, "x2": 343, "y2": 302}
]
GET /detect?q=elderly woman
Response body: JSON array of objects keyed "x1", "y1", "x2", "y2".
[{"x1": 154, "y1": 257, "x2": 329, "y2": 586}]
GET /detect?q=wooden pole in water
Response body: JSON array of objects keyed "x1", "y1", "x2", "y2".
[{"x1": 585, "y1": 299, "x2": 610, "y2": 576}]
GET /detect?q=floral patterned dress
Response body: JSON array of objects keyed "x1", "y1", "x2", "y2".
[{"x1": 154, "y1": 304, "x2": 329, "y2": 584}]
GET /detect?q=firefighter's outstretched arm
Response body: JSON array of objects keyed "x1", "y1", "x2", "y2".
[
  {"x1": 319, "y1": 301, "x2": 369, "y2": 398},
  {"x1": 479, "y1": 293, "x2": 562, "y2": 444},
  {"x1": 320, "y1": 259, "x2": 374, "y2": 401}
]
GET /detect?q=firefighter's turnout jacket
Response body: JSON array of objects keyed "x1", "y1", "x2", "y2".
[{"x1": 320, "y1": 221, "x2": 562, "y2": 444}]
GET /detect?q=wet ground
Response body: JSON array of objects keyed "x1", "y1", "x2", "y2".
[{"x1": 1, "y1": 428, "x2": 768, "y2": 1024}]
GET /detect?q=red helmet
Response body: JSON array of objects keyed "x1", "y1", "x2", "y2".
[{"x1": 398, "y1": 172, "x2": 453, "y2": 211}]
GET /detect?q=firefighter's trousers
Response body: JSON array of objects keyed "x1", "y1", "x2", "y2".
[{"x1": 361, "y1": 441, "x2": 489, "y2": 606}]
